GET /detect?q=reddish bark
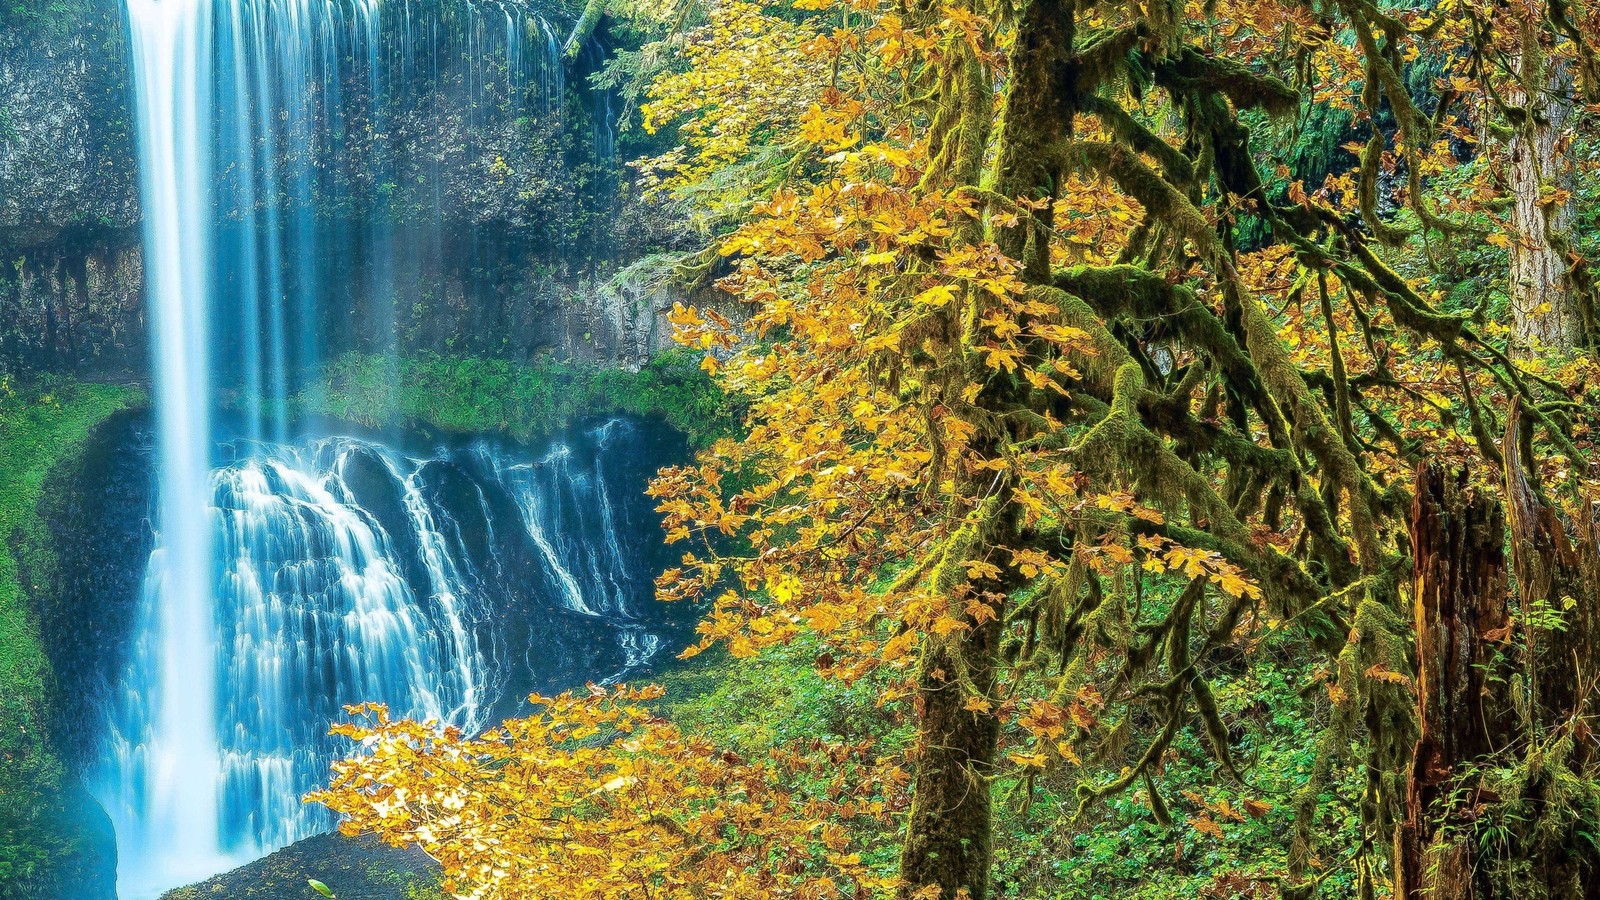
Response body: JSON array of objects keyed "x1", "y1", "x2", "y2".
[{"x1": 1395, "y1": 464, "x2": 1511, "y2": 900}]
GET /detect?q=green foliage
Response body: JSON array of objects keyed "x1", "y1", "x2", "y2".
[
  {"x1": 0, "y1": 375, "x2": 142, "y2": 884},
  {"x1": 300, "y1": 350, "x2": 737, "y2": 448},
  {"x1": 652, "y1": 635, "x2": 911, "y2": 881},
  {"x1": 991, "y1": 631, "x2": 1364, "y2": 900},
  {"x1": 651, "y1": 615, "x2": 1368, "y2": 899},
  {"x1": 657, "y1": 637, "x2": 910, "y2": 754},
  {"x1": 0, "y1": 0, "x2": 90, "y2": 37}
]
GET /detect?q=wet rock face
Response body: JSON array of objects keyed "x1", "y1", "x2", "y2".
[
  {"x1": 0, "y1": 4, "x2": 139, "y2": 236},
  {"x1": 0, "y1": 1, "x2": 147, "y2": 376},
  {"x1": 0, "y1": 1, "x2": 704, "y2": 378},
  {"x1": 0, "y1": 242, "x2": 147, "y2": 376},
  {"x1": 36, "y1": 409, "x2": 156, "y2": 771}
]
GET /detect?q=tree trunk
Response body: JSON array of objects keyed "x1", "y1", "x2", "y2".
[
  {"x1": 897, "y1": 1, "x2": 1076, "y2": 895},
  {"x1": 1491, "y1": 399, "x2": 1600, "y2": 898},
  {"x1": 898, "y1": 598, "x2": 1005, "y2": 900},
  {"x1": 990, "y1": 0, "x2": 1074, "y2": 279},
  {"x1": 1394, "y1": 463, "x2": 1511, "y2": 900},
  {"x1": 1503, "y1": 399, "x2": 1600, "y2": 731},
  {"x1": 1507, "y1": 48, "x2": 1581, "y2": 353}
]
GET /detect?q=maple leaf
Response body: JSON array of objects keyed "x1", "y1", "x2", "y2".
[
  {"x1": 914, "y1": 285, "x2": 959, "y2": 306},
  {"x1": 1009, "y1": 752, "x2": 1049, "y2": 769},
  {"x1": 982, "y1": 344, "x2": 1021, "y2": 373}
]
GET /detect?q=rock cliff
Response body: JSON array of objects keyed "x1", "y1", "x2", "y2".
[{"x1": 0, "y1": 0, "x2": 701, "y2": 379}]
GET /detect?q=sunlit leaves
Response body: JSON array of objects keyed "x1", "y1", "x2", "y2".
[{"x1": 311, "y1": 689, "x2": 902, "y2": 899}]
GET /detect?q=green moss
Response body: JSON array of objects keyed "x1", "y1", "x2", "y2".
[
  {"x1": 0, "y1": 0, "x2": 91, "y2": 38},
  {"x1": 298, "y1": 350, "x2": 738, "y2": 449},
  {"x1": 0, "y1": 376, "x2": 143, "y2": 884},
  {"x1": 656, "y1": 637, "x2": 908, "y2": 753}
]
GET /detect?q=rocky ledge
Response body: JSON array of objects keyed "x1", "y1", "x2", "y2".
[{"x1": 160, "y1": 834, "x2": 439, "y2": 900}]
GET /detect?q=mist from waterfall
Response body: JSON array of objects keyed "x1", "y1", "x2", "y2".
[{"x1": 99, "y1": 2, "x2": 646, "y2": 897}]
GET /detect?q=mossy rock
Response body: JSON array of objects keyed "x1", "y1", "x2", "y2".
[{"x1": 160, "y1": 834, "x2": 440, "y2": 900}]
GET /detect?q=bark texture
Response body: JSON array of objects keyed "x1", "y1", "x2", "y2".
[
  {"x1": 1394, "y1": 464, "x2": 1511, "y2": 900},
  {"x1": 1507, "y1": 51, "x2": 1583, "y2": 353},
  {"x1": 1504, "y1": 399, "x2": 1600, "y2": 729},
  {"x1": 898, "y1": 588, "x2": 1006, "y2": 900},
  {"x1": 897, "y1": 0, "x2": 1067, "y2": 895},
  {"x1": 1501, "y1": 401, "x2": 1600, "y2": 899}
]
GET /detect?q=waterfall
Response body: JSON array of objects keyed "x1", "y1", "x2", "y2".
[
  {"x1": 100, "y1": 3, "x2": 641, "y2": 896},
  {"x1": 95, "y1": 420, "x2": 681, "y2": 897},
  {"x1": 203, "y1": 0, "x2": 590, "y2": 413},
  {"x1": 117, "y1": 0, "x2": 225, "y2": 889}
]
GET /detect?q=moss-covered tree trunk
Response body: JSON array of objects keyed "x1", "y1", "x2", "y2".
[
  {"x1": 1504, "y1": 400, "x2": 1600, "y2": 740},
  {"x1": 1394, "y1": 464, "x2": 1511, "y2": 900},
  {"x1": 563, "y1": 0, "x2": 607, "y2": 61},
  {"x1": 897, "y1": 2, "x2": 1076, "y2": 894},
  {"x1": 897, "y1": 558, "x2": 1008, "y2": 900},
  {"x1": 1500, "y1": 403, "x2": 1600, "y2": 899},
  {"x1": 1395, "y1": 406, "x2": 1600, "y2": 899}
]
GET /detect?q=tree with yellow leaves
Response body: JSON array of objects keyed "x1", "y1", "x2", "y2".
[{"x1": 310, "y1": 687, "x2": 904, "y2": 899}]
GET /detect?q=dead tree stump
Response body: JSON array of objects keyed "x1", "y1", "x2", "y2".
[{"x1": 1394, "y1": 463, "x2": 1511, "y2": 900}]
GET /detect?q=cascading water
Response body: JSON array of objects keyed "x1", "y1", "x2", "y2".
[
  {"x1": 97, "y1": 420, "x2": 681, "y2": 895},
  {"x1": 205, "y1": 0, "x2": 596, "y2": 426},
  {"x1": 98, "y1": 2, "x2": 649, "y2": 896}
]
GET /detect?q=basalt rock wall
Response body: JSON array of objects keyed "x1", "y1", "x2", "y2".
[{"x1": 0, "y1": 0, "x2": 702, "y2": 379}]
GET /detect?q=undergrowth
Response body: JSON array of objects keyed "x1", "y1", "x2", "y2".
[
  {"x1": 650, "y1": 620, "x2": 1363, "y2": 899},
  {"x1": 0, "y1": 375, "x2": 142, "y2": 886}
]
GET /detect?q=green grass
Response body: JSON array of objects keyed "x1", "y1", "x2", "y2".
[
  {"x1": 655, "y1": 638, "x2": 909, "y2": 754},
  {"x1": 298, "y1": 349, "x2": 737, "y2": 449},
  {"x1": 0, "y1": 376, "x2": 143, "y2": 885}
]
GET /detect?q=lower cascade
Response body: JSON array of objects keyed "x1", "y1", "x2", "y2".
[{"x1": 91, "y1": 419, "x2": 681, "y2": 898}]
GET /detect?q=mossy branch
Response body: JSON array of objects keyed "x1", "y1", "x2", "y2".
[{"x1": 563, "y1": 0, "x2": 607, "y2": 62}]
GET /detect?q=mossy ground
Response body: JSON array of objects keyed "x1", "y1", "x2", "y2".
[
  {"x1": 298, "y1": 349, "x2": 735, "y2": 449},
  {"x1": 160, "y1": 834, "x2": 440, "y2": 900},
  {"x1": 0, "y1": 376, "x2": 142, "y2": 886},
  {"x1": 656, "y1": 638, "x2": 909, "y2": 755}
]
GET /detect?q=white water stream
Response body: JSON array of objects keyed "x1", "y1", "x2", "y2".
[{"x1": 116, "y1": 1, "x2": 226, "y2": 890}]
